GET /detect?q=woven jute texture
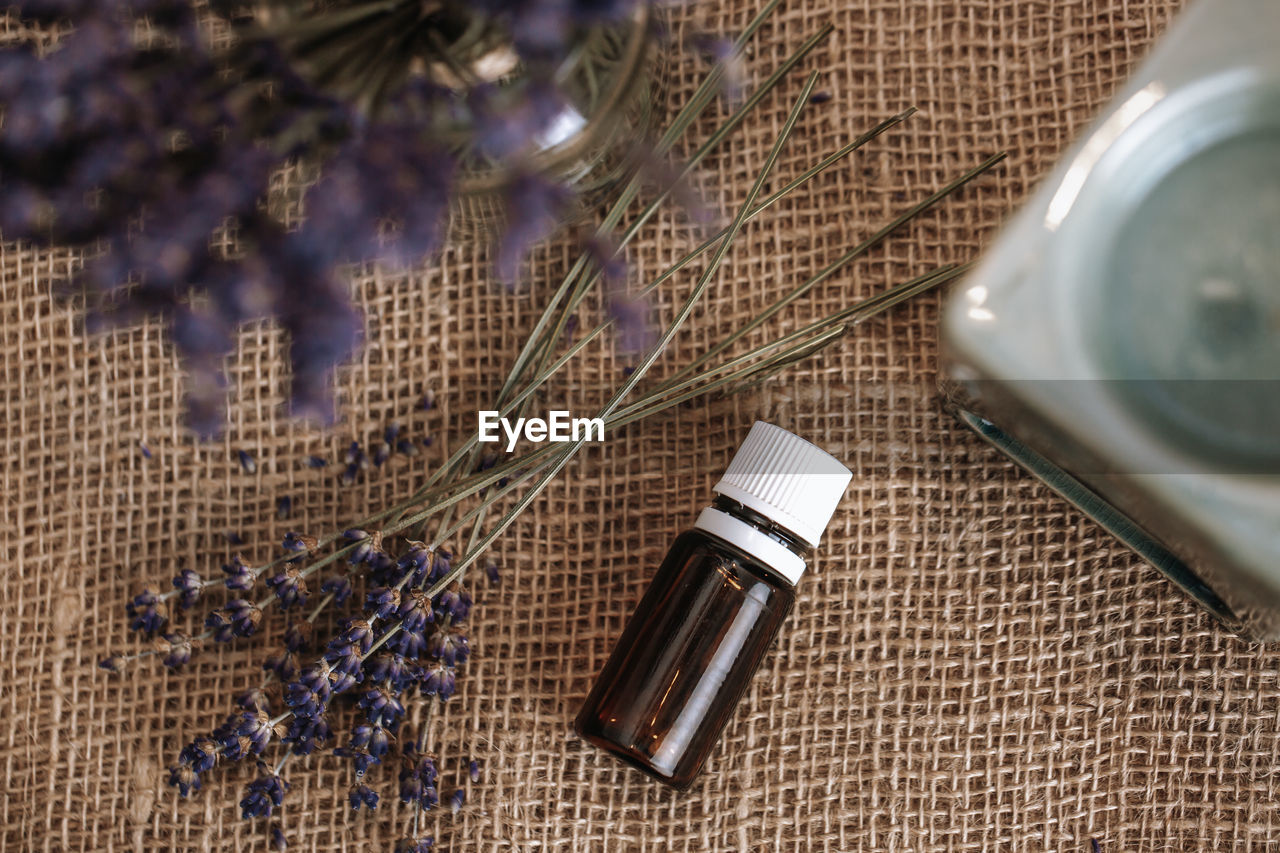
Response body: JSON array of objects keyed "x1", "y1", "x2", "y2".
[{"x1": 8, "y1": 0, "x2": 1280, "y2": 851}]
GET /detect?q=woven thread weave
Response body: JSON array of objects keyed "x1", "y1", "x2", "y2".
[{"x1": 10, "y1": 0, "x2": 1280, "y2": 851}]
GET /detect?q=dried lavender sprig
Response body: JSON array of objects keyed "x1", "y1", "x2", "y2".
[
  {"x1": 402, "y1": 81, "x2": 880, "y2": 540},
  {"x1": 450, "y1": 22, "x2": 837, "y2": 552},
  {"x1": 276, "y1": 464, "x2": 550, "y2": 664},
  {"x1": 396, "y1": 3, "x2": 802, "y2": 537},
  {"x1": 168, "y1": 562, "x2": 474, "y2": 803},
  {"x1": 357, "y1": 148, "x2": 1001, "y2": 536},
  {"x1": 116, "y1": 538, "x2": 362, "y2": 652},
  {"x1": 450, "y1": 108, "x2": 920, "y2": 473},
  {"x1": 412, "y1": 70, "x2": 820, "y2": 600}
]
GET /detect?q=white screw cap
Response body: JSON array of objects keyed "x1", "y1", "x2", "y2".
[{"x1": 713, "y1": 421, "x2": 853, "y2": 547}]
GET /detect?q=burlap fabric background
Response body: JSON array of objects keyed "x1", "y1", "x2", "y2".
[{"x1": 9, "y1": 0, "x2": 1280, "y2": 850}]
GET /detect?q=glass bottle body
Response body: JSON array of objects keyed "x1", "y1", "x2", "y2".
[{"x1": 574, "y1": 528, "x2": 796, "y2": 790}]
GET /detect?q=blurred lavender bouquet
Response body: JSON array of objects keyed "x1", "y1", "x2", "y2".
[{"x1": 0, "y1": 0, "x2": 655, "y2": 434}]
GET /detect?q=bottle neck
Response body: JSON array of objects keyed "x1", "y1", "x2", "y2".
[{"x1": 692, "y1": 496, "x2": 813, "y2": 585}]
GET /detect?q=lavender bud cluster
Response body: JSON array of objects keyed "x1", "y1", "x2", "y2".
[
  {"x1": 106, "y1": 515, "x2": 491, "y2": 847},
  {"x1": 0, "y1": 0, "x2": 650, "y2": 434}
]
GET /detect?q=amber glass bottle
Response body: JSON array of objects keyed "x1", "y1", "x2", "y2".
[{"x1": 575, "y1": 422, "x2": 852, "y2": 789}]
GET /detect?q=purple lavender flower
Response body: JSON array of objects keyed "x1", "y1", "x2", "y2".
[
  {"x1": 159, "y1": 633, "x2": 195, "y2": 669},
  {"x1": 337, "y1": 619, "x2": 375, "y2": 655},
  {"x1": 229, "y1": 599, "x2": 265, "y2": 637},
  {"x1": 237, "y1": 449, "x2": 257, "y2": 474},
  {"x1": 495, "y1": 171, "x2": 571, "y2": 283},
  {"x1": 0, "y1": 0, "x2": 653, "y2": 434},
  {"x1": 207, "y1": 599, "x2": 263, "y2": 641},
  {"x1": 348, "y1": 782, "x2": 379, "y2": 811},
  {"x1": 435, "y1": 586, "x2": 472, "y2": 623},
  {"x1": 340, "y1": 443, "x2": 369, "y2": 487},
  {"x1": 342, "y1": 723, "x2": 391, "y2": 770},
  {"x1": 398, "y1": 749, "x2": 439, "y2": 811},
  {"x1": 365, "y1": 586, "x2": 401, "y2": 620},
  {"x1": 397, "y1": 592, "x2": 434, "y2": 635},
  {"x1": 240, "y1": 769, "x2": 289, "y2": 819},
  {"x1": 428, "y1": 547, "x2": 454, "y2": 586},
  {"x1": 204, "y1": 610, "x2": 234, "y2": 644},
  {"x1": 485, "y1": 559, "x2": 502, "y2": 586},
  {"x1": 276, "y1": 495, "x2": 293, "y2": 519},
  {"x1": 167, "y1": 764, "x2": 201, "y2": 798},
  {"x1": 283, "y1": 622, "x2": 313, "y2": 653},
  {"x1": 469, "y1": 759, "x2": 481, "y2": 783},
  {"x1": 389, "y1": 623, "x2": 429, "y2": 659},
  {"x1": 422, "y1": 663, "x2": 457, "y2": 700},
  {"x1": 300, "y1": 122, "x2": 453, "y2": 270},
  {"x1": 450, "y1": 788, "x2": 465, "y2": 814},
  {"x1": 271, "y1": 825, "x2": 288, "y2": 851},
  {"x1": 236, "y1": 710, "x2": 276, "y2": 755},
  {"x1": 365, "y1": 653, "x2": 420, "y2": 693},
  {"x1": 222, "y1": 555, "x2": 256, "y2": 591},
  {"x1": 320, "y1": 573, "x2": 353, "y2": 605},
  {"x1": 266, "y1": 567, "x2": 308, "y2": 609},
  {"x1": 126, "y1": 590, "x2": 166, "y2": 634},
  {"x1": 284, "y1": 664, "x2": 333, "y2": 719},
  {"x1": 179, "y1": 738, "x2": 219, "y2": 774},
  {"x1": 305, "y1": 455, "x2": 328, "y2": 469},
  {"x1": 237, "y1": 688, "x2": 271, "y2": 711},
  {"x1": 393, "y1": 838, "x2": 434, "y2": 853},
  {"x1": 334, "y1": 746, "x2": 378, "y2": 775},
  {"x1": 427, "y1": 628, "x2": 470, "y2": 666},
  {"x1": 396, "y1": 542, "x2": 434, "y2": 585},
  {"x1": 171, "y1": 569, "x2": 206, "y2": 609},
  {"x1": 281, "y1": 531, "x2": 313, "y2": 554},
  {"x1": 263, "y1": 649, "x2": 299, "y2": 682},
  {"x1": 324, "y1": 651, "x2": 364, "y2": 695},
  {"x1": 345, "y1": 529, "x2": 379, "y2": 565},
  {"x1": 359, "y1": 687, "x2": 406, "y2": 730},
  {"x1": 282, "y1": 714, "x2": 331, "y2": 757}
]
